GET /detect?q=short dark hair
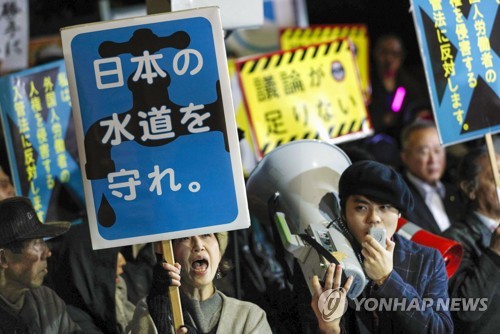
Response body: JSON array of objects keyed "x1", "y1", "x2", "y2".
[
  {"x1": 457, "y1": 146, "x2": 488, "y2": 203},
  {"x1": 400, "y1": 119, "x2": 437, "y2": 151},
  {"x1": 374, "y1": 34, "x2": 406, "y2": 58},
  {"x1": 1, "y1": 239, "x2": 27, "y2": 254}
]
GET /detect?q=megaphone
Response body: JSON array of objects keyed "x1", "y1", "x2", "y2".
[
  {"x1": 396, "y1": 218, "x2": 463, "y2": 278},
  {"x1": 246, "y1": 140, "x2": 368, "y2": 299}
]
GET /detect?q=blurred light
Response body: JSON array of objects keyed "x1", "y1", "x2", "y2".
[{"x1": 391, "y1": 86, "x2": 406, "y2": 112}]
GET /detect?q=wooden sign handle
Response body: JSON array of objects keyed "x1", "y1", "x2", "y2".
[
  {"x1": 485, "y1": 133, "x2": 500, "y2": 205},
  {"x1": 161, "y1": 240, "x2": 184, "y2": 330}
]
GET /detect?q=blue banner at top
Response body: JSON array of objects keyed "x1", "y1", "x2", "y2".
[{"x1": 411, "y1": 0, "x2": 499, "y2": 145}]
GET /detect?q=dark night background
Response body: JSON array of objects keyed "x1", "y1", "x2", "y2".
[
  {"x1": 29, "y1": 0, "x2": 422, "y2": 67},
  {"x1": 306, "y1": 0, "x2": 422, "y2": 68}
]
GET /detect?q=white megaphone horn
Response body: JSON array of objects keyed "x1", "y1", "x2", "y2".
[{"x1": 246, "y1": 140, "x2": 368, "y2": 299}]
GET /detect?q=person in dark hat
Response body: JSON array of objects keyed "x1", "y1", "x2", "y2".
[
  {"x1": 0, "y1": 196, "x2": 82, "y2": 333},
  {"x1": 311, "y1": 160, "x2": 453, "y2": 333}
]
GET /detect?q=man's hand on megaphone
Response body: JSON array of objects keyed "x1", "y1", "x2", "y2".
[
  {"x1": 490, "y1": 225, "x2": 500, "y2": 257},
  {"x1": 361, "y1": 235, "x2": 395, "y2": 285}
]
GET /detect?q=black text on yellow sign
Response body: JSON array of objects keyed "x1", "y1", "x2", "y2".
[
  {"x1": 280, "y1": 25, "x2": 370, "y2": 101},
  {"x1": 237, "y1": 38, "x2": 370, "y2": 156}
]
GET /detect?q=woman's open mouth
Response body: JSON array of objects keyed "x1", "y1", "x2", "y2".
[{"x1": 191, "y1": 258, "x2": 209, "y2": 274}]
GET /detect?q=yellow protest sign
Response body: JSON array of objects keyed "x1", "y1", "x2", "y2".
[
  {"x1": 237, "y1": 38, "x2": 371, "y2": 156},
  {"x1": 280, "y1": 25, "x2": 370, "y2": 101}
]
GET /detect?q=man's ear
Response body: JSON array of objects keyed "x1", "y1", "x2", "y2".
[
  {"x1": 0, "y1": 249, "x2": 9, "y2": 269},
  {"x1": 459, "y1": 180, "x2": 475, "y2": 200},
  {"x1": 400, "y1": 150, "x2": 408, "y2": 166}
]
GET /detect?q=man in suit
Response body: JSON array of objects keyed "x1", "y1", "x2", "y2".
[
  {"x1": 400, "y1": 120, "x2": 465, "y2": 234},
  {"x1": 443, "y1": 147, "x2": 500, "y2": 334}
]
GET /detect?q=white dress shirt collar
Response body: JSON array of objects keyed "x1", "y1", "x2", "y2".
[
  {"x1": 405, "y1": 171, "x2": 445, "y2": 201},
  {"x1": 474, "y1": 212, "x2": 500, "y2": 232}
]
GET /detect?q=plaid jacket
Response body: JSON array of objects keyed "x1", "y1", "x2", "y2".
[{"x1": 346, "y1": 234, "x2": 453, "y2": 334}]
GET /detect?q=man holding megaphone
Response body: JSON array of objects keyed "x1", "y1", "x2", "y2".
[{"x1": 311, "y1": 161, "x2": 453, "y2": 334}]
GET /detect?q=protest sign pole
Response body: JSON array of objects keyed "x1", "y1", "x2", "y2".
[
  {"x1": 162, "y1": 240, "x2": 184, "y2": 330},
  {"x1": 485, "y1": 133, "x2": 500, "y2": 205},
  {"x1": 134, "y1": 1, "x2": 179, "y2": 328},
  {"x1": 146, "y1": 1, "x2": 182, "y2": 329}
]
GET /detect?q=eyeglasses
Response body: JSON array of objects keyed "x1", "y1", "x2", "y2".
[{"x1": 411, "y1": 146, "x2": 445, "y2": 158}]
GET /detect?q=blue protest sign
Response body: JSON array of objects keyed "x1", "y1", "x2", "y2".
[
  {"x1": 0, "y1": 60, "x2": 85, "y2": 221},
  {"x1": 61, "y1": 8, "x2": 249, "y2": 249},
  {"x1": 411, "y1": 0, "x2": 499, "y2": 145}
]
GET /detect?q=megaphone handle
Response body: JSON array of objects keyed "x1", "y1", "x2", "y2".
[
  {"x1": 299, "y1": 233, "x2": 347, "y2": 286},
  {"x1": 267, "y1": 193, "x2": 295, "y2": 280}
]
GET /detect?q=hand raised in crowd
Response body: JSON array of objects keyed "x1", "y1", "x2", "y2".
[
  {"x1": 361, "y1": 235, "x2": 395, "y2": 285},
  {"x1": 490, "y1": 225, "x2": 500, "y2": 257},
  {"x1": 311, "y1": 264, "x2": 353, "y2": 334}
]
